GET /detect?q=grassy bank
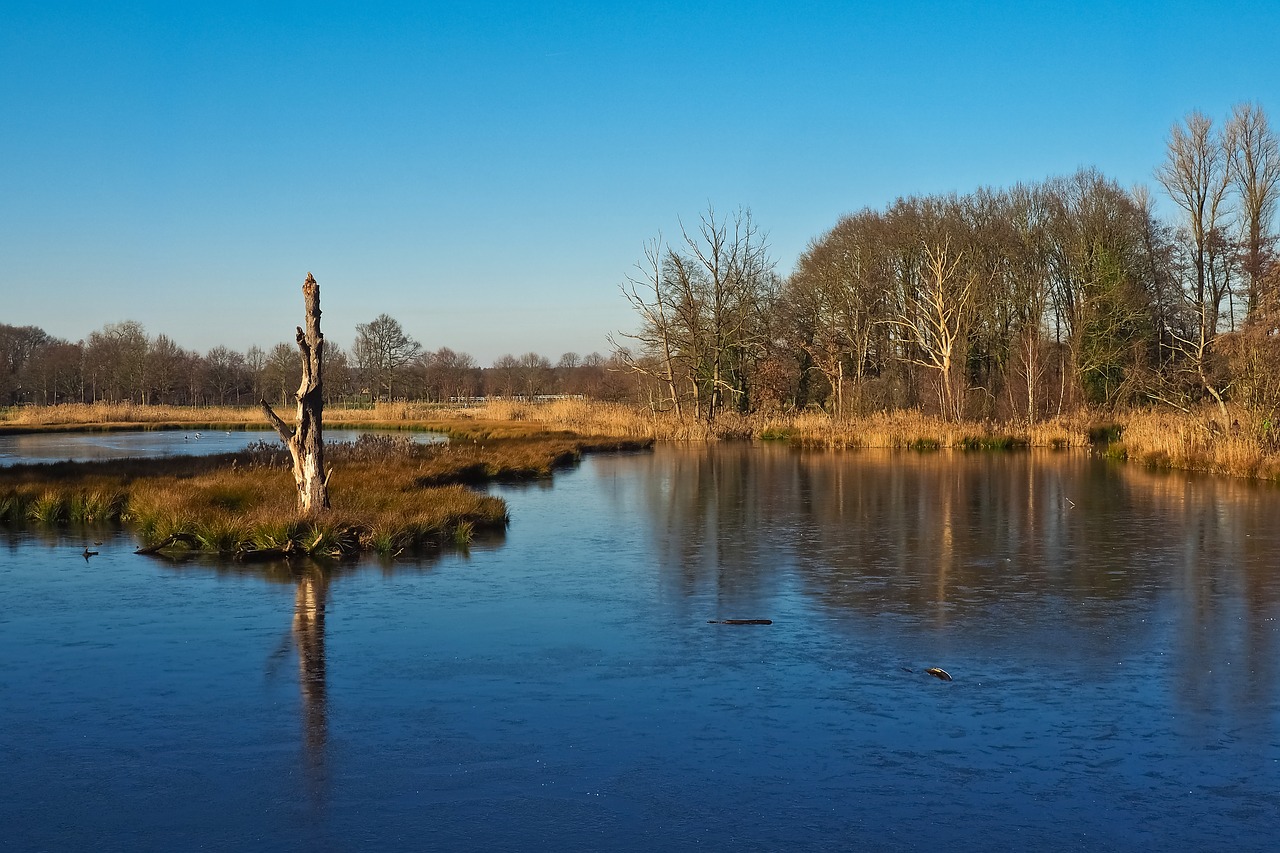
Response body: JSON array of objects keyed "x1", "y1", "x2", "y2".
[
  {"x1": 0, "y1": 401, "x2": 460, "y2": 433},
  {"x1": 0, "y1": 431, "x2": 651, "y2": 558},
  {"x1": 430, "y1": 400, "x2": 1280, "y2": 480},
  {"x1": 8, "y1": 399, "x2": 1280, "y2": 481}
]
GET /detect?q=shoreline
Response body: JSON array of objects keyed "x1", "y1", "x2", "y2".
[{"x1": 5, "y1": 399, "x2": 1280, "y2": 481}]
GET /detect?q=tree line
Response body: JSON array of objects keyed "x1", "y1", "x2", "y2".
[
  {"x1": 0, "y1": 315, "x2": 630, "y2": 407},
  {"x1": 6, "y1": 104, "x2": 1275, "y2": 425},
  {"x1": 614, "y1": 104, "x2": 1280, "y2": 425}
]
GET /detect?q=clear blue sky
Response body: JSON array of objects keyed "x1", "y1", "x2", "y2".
[{"x1": 2, "y1": 1, "x2": 1277, "y2": 364}]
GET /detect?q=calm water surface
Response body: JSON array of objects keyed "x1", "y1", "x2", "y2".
[
  {"x1": 0, "y1": 427, "x2": 443, "y2": 466},
  {"x1": 2, "y1": 442, "x2": 1278, "y2": 851}
]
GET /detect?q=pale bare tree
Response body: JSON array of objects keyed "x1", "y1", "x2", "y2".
[{"x1": 883, "y1": 241, "x2": 975, "y2": 421}]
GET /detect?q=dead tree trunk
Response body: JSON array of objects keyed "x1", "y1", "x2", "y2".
[{"x1": 262, "y1": 272, "x2": 331, "y2": 514}]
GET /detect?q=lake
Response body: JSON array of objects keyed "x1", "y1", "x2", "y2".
[
  {"x1": 0, "y1": 427, "x2": 443, "y2": 466},
  {"x1": 2, "y1": 437, "x2": 1278, "y2": 851}
]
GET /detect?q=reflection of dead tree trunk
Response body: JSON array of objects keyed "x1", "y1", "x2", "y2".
[
  {"x1": 262, "y1": 273, "x2": 331, "y2": 514},
  {"x1": 294, "y1": 570, "x2": 328, "y2": 762}
]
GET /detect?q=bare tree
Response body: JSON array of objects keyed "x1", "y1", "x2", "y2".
[
  {"x1": 518, "y1": 352, "x2": 552, "y2": 399},
  {"x1": 353, "y1": 313, "x2": 421, "y2": 402},
  {"x1": 0, "y1": 324, "x2": 51, "y2": 404},
  {"x1": 883, "y1": 241, "x2": 975, "y2": 421},
  {"x1": 85, "y1": 320, "x2": 147, "y2": 402},
  {"x1": 1224, "y1": 102, "x2": 1280, "y2": 315},
  {"x1": 490, "y1": 354, "x2": 521, "y2": 398},
  {"x1": 787, "y1": 212, "x2": 885, "y2": 417},
  {"x1": 145, "y1": 334, "x2": 189, "y2": 404},
  {"x1": 610, "y1": 237, "x2": 685, "y2": 416},
  {"x1": 204, "y1": 345, "x2": 246, "y2": 405},
  {"x1": 1157, "y1": 111, "x2": 1235, "y2": 417},
  {"x1": 262, "y1": 342, "x2": 297, "y2": 404},
  {"x1": 261, "y1": 273, "x2": 330, "y2": 514}
]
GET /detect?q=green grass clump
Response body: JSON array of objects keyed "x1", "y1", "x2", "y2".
[
  {"x1": 1089, "y1": 423, "x2": 1124, "y2": 443},
  {"x1": 68, "y1": 489, "x2": 127, "y2": 523},
  {"x1": 28, "y1": 491, "x2": 69, "y2": 524},
  {"x1": 958, "y1": 434, "x2": 1022, "y2": 451}
]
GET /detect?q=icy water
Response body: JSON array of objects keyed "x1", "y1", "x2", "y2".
[{"x1": 2, "y1": 442, "x2": 1278, "y2": 851}]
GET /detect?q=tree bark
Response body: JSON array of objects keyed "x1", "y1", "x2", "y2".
[{"x1": 262, "y1": 273, "x2": 331, "y2": 514}]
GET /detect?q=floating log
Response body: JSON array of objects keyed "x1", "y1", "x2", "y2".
[
  {"x1": 134, "y1": 533, "x2": 202, "y2": 555},
  {"x1": 707, "y1": 619, "x2": 773, "y2": 625}
]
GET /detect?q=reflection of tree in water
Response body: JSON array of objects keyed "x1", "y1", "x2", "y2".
[
  {"x1": 637, "y1": 443, "x2": 802, "y2": 613},
  {"x1": 1117, "y1": 467, "x2": 1280, "y2": 722},
  {"x1": 632, "y1": 445, "x2": 1280, "y2": 694},
  {"x1": 294, "y1": 568, "x2": 329, "y2": 784}
]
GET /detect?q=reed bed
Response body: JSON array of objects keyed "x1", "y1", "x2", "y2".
[
  {"x1": 449, "y1": 400, "x2": 1280, "y2": 479},
  {"x1": 11, "y1": 399, "x2": 1280, "y2": 481},
  {"x1": 0, "y1": 401, "x2": 452, "y2": 431},
  {"x1": 1105, "y1": 406, "x2": 1280, "y2": 480}
]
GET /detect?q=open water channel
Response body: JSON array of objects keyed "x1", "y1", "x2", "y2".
[{"x1": 1, "y1": 434, "x2": 1278, "y2": 851}]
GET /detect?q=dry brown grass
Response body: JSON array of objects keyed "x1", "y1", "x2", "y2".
[
  {"x1": 0, "y1": 401, "x2": 458, "y2": 431},
  {"x1": 444, "y1": 401, "x2": 1095, "y2": 449},
  {"x1": 1108, "y1": 406, "x2": 1280, "y2": 479}
]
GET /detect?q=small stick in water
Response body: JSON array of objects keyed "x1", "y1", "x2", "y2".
[{"x1": 707, "y1": 619, "x2": 773, "y2": 625}]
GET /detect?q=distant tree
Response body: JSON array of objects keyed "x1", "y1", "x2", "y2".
[
  {"x1": 0, "y1": 324, "x2": 52, "y2": 404},
  {"x1": 264, "y1": 342, "x2": 297, "y2": 404},
  {"x1": 1042, "y1": 171, "x2": 1161, "y2": 410},
  {"x1": 204, "y1": 345, "x2": 247, "y2": 405},
  {"x1": 490, "y1": 354, "x2": 521, "y2": 398},
  {"x1": 785, "y1": 210, "x2": 888, "y2": 417},
  {"x1": 86, "y1": 320, "x2": 147, "y2": 402},
  {"x1": 25, "y1": 338, "x2": 82, "y2": 404},
  {"x1": 518, "y1": 352, "x2": 552, "y2": 399},
  {"x1": 555, "y1": 352, "x2": 580, "y2": 394},
  {"x1": 610, "y1": 237, "x2": 686, "y2": 416},
  {"x1": 244, "y1": 345, "x2": 267, "y2": 403},
  {"x1": 353, "y1": 313, "x2": 421, "y2": 401},
  {"x1": 422, "y1": 347, "x2": 478, "y2": 402},
  {"x1": 325, "y1": 345, "x2": 355, "y2": 405},
  {"x1": 145, "y1": 334, "x2": 189, "y2": 404}
]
